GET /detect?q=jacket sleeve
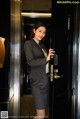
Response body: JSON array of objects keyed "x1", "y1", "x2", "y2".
[{"x1": 24, "y1": 41, "x2": 46, "y2": 67}]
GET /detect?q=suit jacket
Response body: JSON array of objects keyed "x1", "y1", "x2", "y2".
[{"x1": 24, "y1": 39, "x2": 49, "y2": 87}]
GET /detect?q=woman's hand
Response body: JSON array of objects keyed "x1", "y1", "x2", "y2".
[{"x1": 46, "y1": 48, "x2": 55, "y2": 61}]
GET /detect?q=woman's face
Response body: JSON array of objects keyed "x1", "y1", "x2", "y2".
[{"x1": 33, "y1": 26, "x2": 46, "y2": 41}]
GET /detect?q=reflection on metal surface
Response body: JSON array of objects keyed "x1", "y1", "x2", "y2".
[
  {"x1": 72, "y1": 6, "x2": 80, "y2": 119},
  {"x1": 50, "y1": 65, "x2": 54, "y2": 82},
  {"x1": 21, "y1": 12, "x2": 51, "y2": 18},
  {"x1": 9, "y1": 0, "x2": 21, "y2": 117},
  {"x1": 0, "y1": 37, "x2": 5, "y2": 68},
  {"x1": 77, "y1": 7, "x2": 80, "y2": 118}
]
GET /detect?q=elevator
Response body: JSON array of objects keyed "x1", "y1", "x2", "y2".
[{"x1": 0, "y1": 0, "x2": 80, "y2": 119}]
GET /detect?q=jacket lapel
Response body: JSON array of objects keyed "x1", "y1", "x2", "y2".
[{"x1": 31, "y1": 39, "x2": 46, "y2": 57}]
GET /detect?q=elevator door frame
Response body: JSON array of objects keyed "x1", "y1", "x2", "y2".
[
  {"x1": 9, "y1": 0, "x2": 21, "y2": 117},
  {"x1": 77, "y1": 5, "x2": 80, "y2": 119},
  {"x1": 72, "y1": 5, "x2": 80, "y2": 119}
]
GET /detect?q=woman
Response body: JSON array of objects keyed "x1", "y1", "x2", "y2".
[{"x1": 24, "y1": 22, "x2": 55, "y2": 119}]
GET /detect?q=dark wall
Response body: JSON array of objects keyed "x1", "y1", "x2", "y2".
[
  {"x1": 0, "y1": 0, "x2": 10, "y2": 37},
  {"x1": 0, "y1": 0, "x2": 10, "y2": 111}
]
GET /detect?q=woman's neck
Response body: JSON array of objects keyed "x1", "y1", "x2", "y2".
[{"x1": 33, "y1": 38, "x2": 39, "y2": 44}]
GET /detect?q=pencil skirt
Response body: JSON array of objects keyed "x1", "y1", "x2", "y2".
[{"x1": 30, "y1": 74, "x2": 49, "y2": 109}]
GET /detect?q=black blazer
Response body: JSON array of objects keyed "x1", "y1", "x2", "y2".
[{"x1": 24, "y1": 39, "x2": 48, "y2": 86}]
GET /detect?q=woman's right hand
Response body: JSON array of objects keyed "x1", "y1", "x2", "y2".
[{"x1": 46, "y1": 48, "x2": 55, "y2": 62}]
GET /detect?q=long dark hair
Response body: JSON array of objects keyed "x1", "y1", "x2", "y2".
[{"x1": 30, "y1": 22, "x2": 47, "y2": 40}]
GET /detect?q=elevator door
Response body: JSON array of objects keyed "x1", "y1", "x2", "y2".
[{"x1": 49, "y1": 5, "x2": 75, "y2": 119}]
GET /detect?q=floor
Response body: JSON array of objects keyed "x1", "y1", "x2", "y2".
[{"x1": 20, "y1": 95, "x2": 49, "y2": 119}]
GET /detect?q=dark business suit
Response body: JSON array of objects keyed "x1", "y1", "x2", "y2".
[{"x1": 24, "y1": 39, "x2": 49, "y2": 109}]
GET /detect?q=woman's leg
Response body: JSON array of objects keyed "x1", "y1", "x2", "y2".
[{"x1": 34, "y1": 109, "x2": 45, "y2": 119}]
